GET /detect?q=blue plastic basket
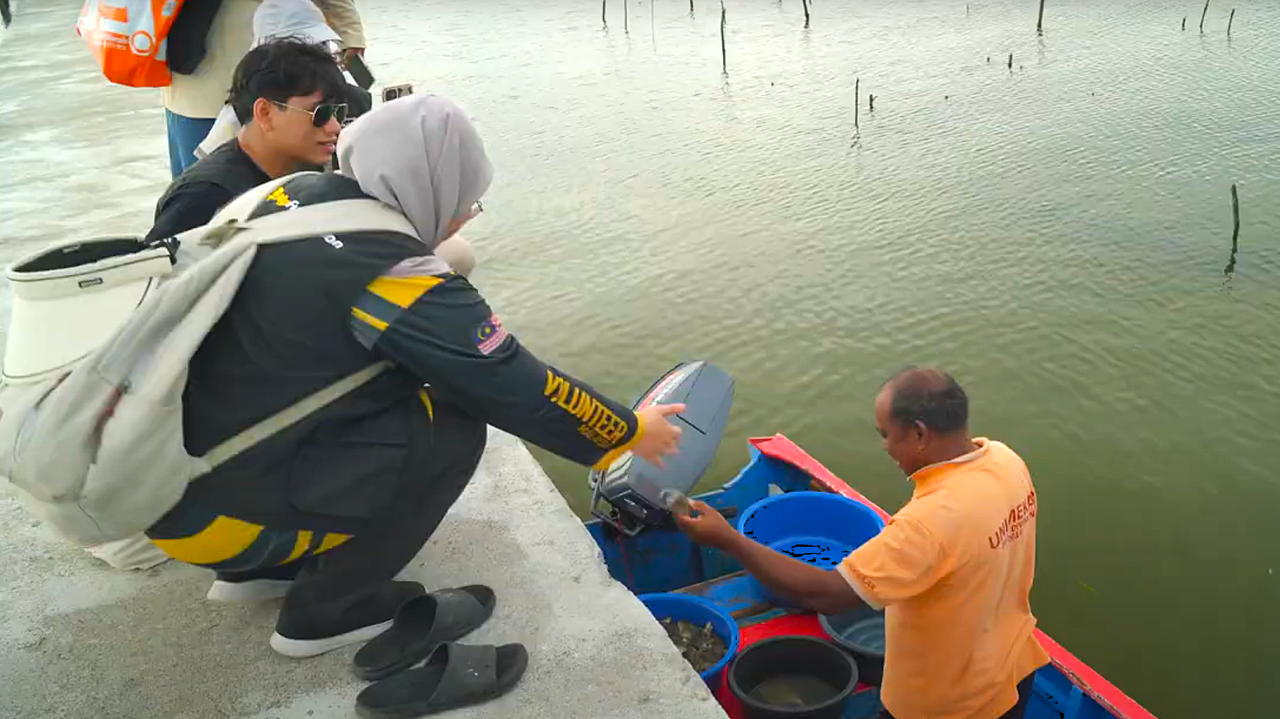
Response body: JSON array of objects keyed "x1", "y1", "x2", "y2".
[
  {"x1": 738, "y1": 492, "x2": 886, "y2": 608},
  {"x1": 639, "y1": 592, "x2": 740, "y2": 688},
  {"x1": 738, "y1": 491, "x2": 886, "y2": 548}
]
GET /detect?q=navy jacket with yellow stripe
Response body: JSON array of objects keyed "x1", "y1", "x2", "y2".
[{"x1": 148, "y1": 174, "x2": 642, "y2": 567}]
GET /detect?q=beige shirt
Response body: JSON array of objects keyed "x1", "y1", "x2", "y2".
[{"x1": 163, "y1": 0, "x2": 367, "y2": 119}]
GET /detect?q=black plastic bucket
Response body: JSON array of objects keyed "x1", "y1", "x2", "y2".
[
  {"x1": 818, "y1": 605, "x2": 886, "y2": 686},
  {"x1": 727, "y1": 635, "x2": 858, "y2": 719}
]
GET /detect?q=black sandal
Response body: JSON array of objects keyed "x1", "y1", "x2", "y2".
[
  {"x1": 352, "y1": 585, "x2": 496, "y2": 681},
  {"x1": 355, "y1": 642, "x2": 529, "y2": 719}
]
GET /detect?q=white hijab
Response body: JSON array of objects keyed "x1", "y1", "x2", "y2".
[
  {"x1": 252, "y1": 0, "x2": 341, "y2": 48},
  {"x1": 336, "y1": 95, "x2": 494, "y2": 249}
]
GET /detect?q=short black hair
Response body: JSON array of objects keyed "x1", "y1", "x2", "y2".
[
  {"x1": 882, "y1": 366, "x2": 969, "y2": 434},
  {"x1": 227, "y1": 37, "x2": 347, "y2": 124}
]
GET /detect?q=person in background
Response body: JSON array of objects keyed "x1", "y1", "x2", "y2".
[
  {"x1": 676, "y1": 367, "x2": 1050, "y2": 719},
  {"x1": 145, "y1": 93, "x2": 686, "y2": 659},
  {"x1": 163, "y1": 0, "x2": 365, "y2": 178},
  {"x1": 146, "y1": 36, "x2": 475, "y2": 277},
  {"x1": 144, "y1": 38, "x2": 349, "y2": 246},
  {"x1": 195, "y1": 0, "x2": 373, "y2": 162}
]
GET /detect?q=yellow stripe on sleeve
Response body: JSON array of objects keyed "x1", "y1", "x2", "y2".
[
  {"x1": 592, "y1": 413, "x2": 647, "y2": 471},
  {"x1": 151, "y1": 515, "x2": 264, "y2": 566},
  {"x1": 366, "y1": 275, "x2": 444, "y2": 309},
  {"x1": 351, "y1": 306, "x2": 389, "y2": 330}
]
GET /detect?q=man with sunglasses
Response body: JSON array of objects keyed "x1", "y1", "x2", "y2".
[{"x1": 144, "y1": 38, "x2": 351, "y2": 247}]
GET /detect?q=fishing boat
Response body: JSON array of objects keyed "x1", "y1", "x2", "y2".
[{"x1": 585, "y1": 434, "x2": 1158, "y2": 719}]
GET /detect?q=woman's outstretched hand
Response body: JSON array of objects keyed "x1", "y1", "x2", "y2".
[{"x1": 632, "y1": 404, "x2": 686, "y2": 467}]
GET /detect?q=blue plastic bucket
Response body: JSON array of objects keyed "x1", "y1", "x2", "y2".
[
  {"x1": 738, "y1": 491, "x2": 886, "y2": 548},
  {"x1": 759, "y1": 536, "x2": 856, "y2": 607},
  {"x1": 639, "y1": 592, "x2": 740, "y2": 688},
  {"x1": 738, "y1": 492, "x2": 886, "y2": 608}
]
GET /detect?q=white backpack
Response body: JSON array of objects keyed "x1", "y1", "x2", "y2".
[{"x1": 0, "y1": 174, "x2": 418, "y2": 546}]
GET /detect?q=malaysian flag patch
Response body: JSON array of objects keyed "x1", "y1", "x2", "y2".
[{"x1": 475, "y1": 314, "x2": 509, "y2": 355}]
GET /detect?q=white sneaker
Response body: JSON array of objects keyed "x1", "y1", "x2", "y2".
[
  {"x1": 207, "y1": 577, "x2": 295, "y2": 602},
  {"x1": 205, "y1": 562, "x2": 306, "y2": 602},
  {"x1": 268, "y1": 580, "x2": 423, "y2": 658}
]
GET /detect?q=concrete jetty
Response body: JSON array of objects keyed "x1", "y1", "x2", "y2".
[{"x1": 0, "y1": 3, "x2": 728, "y2": 718}]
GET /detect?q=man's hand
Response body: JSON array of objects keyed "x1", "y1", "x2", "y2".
[
  {"x1": 677, "y1": 499, "x2": 865, "y2": 615},
  {"x1": 674, "y1": 500, "x2": 738, "y2": 551},
  {"x1": 632, "y1": 403, "x2": 685, "y2": 467},
  {"x1": 342, "y1": 47, "x2": 365, "y2": 68}
]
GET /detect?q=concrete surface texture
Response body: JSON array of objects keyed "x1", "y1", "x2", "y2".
[
  {"x1": 0, "y1": 3, "x2": 728, "y2": 719},
  {"x1": 2, "y1": 429, "x2": 727, "y2": 719}
]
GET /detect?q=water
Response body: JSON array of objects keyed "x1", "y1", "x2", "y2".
[
  {"x1": 775, "y1": 537, "x2": 851, "y2": 567},
  {"x1": 748, "y1": 673, "x2": 840, "y2": 708},
  {"x1": 0, "y1": 0, "x2": 1276, "y2": 716},
  {"x1": 843, "y1": 616, "x2": 887, "y2": 655},
  {"x1": 360, "y1": 2, "x2": 1277, "y2": 715}
]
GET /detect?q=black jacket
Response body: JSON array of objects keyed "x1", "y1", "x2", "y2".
[
  {"x1": 176, "y1": 174, "x2": 641, "y2": 530},
  {"x1": 144, "y1": 139, "x2": 270, "y2": 245}
]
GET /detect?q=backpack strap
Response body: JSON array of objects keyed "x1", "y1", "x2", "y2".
[
  {"x1": 175, "y1": 194, "x2": 433, "y2": 472},
  {"x1": 173, "y1": 197, "x2": 421, "y2": 252},
  {"x1": 198, "y1": 360, "x2": 393, "y2": 472}
]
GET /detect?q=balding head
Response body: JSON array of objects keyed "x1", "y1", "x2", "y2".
[
  {"x1": 874, "y1": 367, "x2": 972, "y2": 477},
  {"x1": 880, "y1": 366, "x2": 969, "y2": 434}
]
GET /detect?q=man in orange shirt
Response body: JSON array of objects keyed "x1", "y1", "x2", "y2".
[{"x1": 676, "y1": 367, "x2": 1050, "y2": 719}]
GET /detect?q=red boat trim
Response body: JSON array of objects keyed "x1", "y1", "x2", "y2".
[{"x1": 747, "y1": 434, "x2": 1158, "y2": 719}]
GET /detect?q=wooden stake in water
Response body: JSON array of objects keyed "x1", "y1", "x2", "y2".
[
  {"x1": 1037, "y1": 0, "x2": 1046, "y2": 33},
  {"x1": 855, "y1": 78, "x2": 860, "y2": 130},
  {"x1": 625, "y1": 0, "x2": 630, "y2": 35},
  {"x1": 690, "y1": 0, "x2": 695, "y2": 16},
  {"x1": 1224, "y1": 183, "x2": 1241, "y2": 277},
  {"x1": 602, "y1": 0, "x2": 607, "y2": 28},
  {"x1": 1182, "y1": 16, "x2": 1186, "y2": 31},
  {"x1": 651, "y1": 0, "x2": 656, "y2": 49},
  {"x1": 1230, "y1": 184, "x2": 1240, "y2": 249},
  {"x1": 1199, "y1": 0, "x2": 1210, "y2": 32},
  {"x1": 802, "y1": 0, "x2": 810, "y2": 28},
  {"x1": 720, "y1": 1, "x2": 727, "y2": 75},
  {"x1": 869, "y1": 94, "x2": 875, "y2": 112},
  {"x1": 1228, "y1": 8, "x2": 1236, "y2": 35},
  {"x1": 1008, "y1": 52, "x2": 1013, "y2": 70}
]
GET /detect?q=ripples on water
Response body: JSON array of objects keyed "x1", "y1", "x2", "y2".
[
  {"x1": 1, "y1": 1, "x2": 1278, "y2": 716},
  {"x1": 360, "y1": 2, "x2": 1278, "y2": 715}
]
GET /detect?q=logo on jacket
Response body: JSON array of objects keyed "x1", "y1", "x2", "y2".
[
  {"x1": 265, "y1": 186, "x2": 300, "y2": 210},
  {"x1": 476, "y1": 314, "x2": 508, "y2": 355}
]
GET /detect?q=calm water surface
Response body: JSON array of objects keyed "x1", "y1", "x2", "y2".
[
  {"x1": 364, "y1": 2, "x2": 1279, "y2": 716},
  {"x1": 4, "y1": 1, "x2": 1279, "y2": 716}
]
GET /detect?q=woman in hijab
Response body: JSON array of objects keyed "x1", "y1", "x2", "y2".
[
  {"x1": 147, "y1": 94, "x2": 685, "y2": 710},
  {"x1": 337, "y1": 93, "x2": 483, "y2": 276}
]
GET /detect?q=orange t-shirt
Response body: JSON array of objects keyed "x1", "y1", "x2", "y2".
[{"x1": 837, "y1": 438, "x2": 1050, "y2": 719}]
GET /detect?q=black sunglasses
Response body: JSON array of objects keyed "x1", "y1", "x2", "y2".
[{"x1": 272, "y1": 100, "x2": 348, "y2": 127}]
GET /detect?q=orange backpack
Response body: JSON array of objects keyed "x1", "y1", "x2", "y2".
[{"x1": 76, "y1": 0, "x2": 187, "y2": 88}]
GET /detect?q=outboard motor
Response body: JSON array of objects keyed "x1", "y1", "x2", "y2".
[{"x1": 588, "y1": 361, "x2": 734, "y2": 536}]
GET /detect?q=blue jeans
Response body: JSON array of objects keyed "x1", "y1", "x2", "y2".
[{"x1": 165, "y1": 110, "x2": 217, "y2": 178}]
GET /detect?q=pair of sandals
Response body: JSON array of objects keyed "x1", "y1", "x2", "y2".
[{"x1": 353, "y1": 585, "x2": 529, "y2": 719}]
